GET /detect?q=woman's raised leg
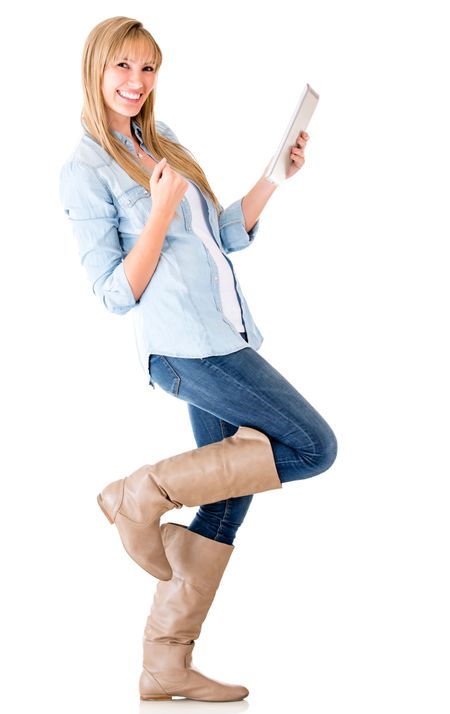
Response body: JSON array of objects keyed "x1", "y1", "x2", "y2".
[{"x1": 148, "y1": 345, "x2": 338, "y2": 485}]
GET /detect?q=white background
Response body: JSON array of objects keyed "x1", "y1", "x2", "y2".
[{"x1": 2, "y1": 1, "x2": 449, "y2": 712}]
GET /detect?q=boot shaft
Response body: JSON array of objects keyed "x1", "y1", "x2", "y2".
[{"x1": 144, "y1": 523, "x2": 233, "y2": 643}]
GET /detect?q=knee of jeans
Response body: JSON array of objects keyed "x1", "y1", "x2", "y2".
[{"x1": 315, "y1": 425, "x2": 338, "y2": 473}]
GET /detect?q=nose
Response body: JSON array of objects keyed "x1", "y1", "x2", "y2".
[{"x1": 126, "y1": 68, "x2": 145, "y2": 90}]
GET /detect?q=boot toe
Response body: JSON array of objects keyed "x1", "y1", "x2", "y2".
[{"x1": 115, "y1": 512, "x2": 173, "y2": 579}]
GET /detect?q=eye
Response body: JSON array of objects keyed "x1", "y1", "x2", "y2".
[{"x1": 116, "y1": 62, "x2": 155, "y2": 72}]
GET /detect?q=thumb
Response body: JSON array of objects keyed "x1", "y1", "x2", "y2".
[{"x1": 151, "y1": 156, "x2": 167, "y2": 182}]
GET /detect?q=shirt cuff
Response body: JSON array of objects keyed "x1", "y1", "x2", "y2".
[
  {"x1": 95, "y1": 261, "x2": 138, "y2": 314},
  {"x1": 218, "y1": 197, "x2": 260, "y2": 253}
]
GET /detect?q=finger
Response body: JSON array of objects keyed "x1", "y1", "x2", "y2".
[{"x1": 290, "y1": 151, "x2": 305, "y2": 163}]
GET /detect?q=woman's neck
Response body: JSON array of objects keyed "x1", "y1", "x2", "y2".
[{"x1": 108, "y1": 115, "x2": 133, "y2": 140}]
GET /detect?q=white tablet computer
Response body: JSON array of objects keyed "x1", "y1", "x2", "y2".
[{"x1": 264, "y1": 83, "x2": 319, "y2": 185}]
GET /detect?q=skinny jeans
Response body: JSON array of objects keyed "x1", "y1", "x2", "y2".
[{"x1": 148, "y1": 331, "x2": 337, "y2": 545}]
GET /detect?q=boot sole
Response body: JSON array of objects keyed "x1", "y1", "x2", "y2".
[
  {"x1": 140, "y1": 694, "x2": 173, "y2": 700},
  {"x1": 140, "y1": 694, "x2": 247, "y2": 702}
]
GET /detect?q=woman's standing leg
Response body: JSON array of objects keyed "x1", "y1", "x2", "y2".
[{"x1": 140, "y1": 402, "x2": 254, "y2": 702}]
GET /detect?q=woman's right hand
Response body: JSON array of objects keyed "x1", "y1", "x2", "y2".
[{"x1": 150, "y1": 157, "x2": 188, "y2": 219}]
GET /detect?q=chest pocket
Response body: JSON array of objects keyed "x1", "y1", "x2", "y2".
[{"x1": 116, "y1": 185, "x2": 151, "y2": 236}]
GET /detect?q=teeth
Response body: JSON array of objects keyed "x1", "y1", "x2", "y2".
[{"x1": 118, "y1": 90, "x2": 141, "y2": 99}]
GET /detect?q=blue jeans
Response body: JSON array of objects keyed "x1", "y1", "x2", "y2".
[{"x1": 148, "y1": 332, "x2": 337, "y2": 545}]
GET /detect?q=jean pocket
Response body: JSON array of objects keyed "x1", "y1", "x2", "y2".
[{"x1": 149, "y1": 354, "x2": 182, "y2": 396}]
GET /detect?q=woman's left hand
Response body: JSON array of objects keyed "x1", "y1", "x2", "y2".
[{"x1": 285, "y1": 130, "x2": 309, "y2": 180}]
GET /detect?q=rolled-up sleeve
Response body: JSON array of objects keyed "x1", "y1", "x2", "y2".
[
  {"x1": 59, "y1": 160, "x2": 137, "y2": 314},
  {"x1": 218, "y1": 198, "x2": 260, "y2": 254}
]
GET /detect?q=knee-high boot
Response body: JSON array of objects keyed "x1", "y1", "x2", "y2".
[
  {"x1": 140, "y1": 522, "x2": 248, "y2": 702},
  {"x1": 97, "y1": 425, "x2": 281, "y2": 579}
]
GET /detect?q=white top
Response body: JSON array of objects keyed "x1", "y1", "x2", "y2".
[{"x1": 185, "y1": 180, "x2": 245, "y2": 332}]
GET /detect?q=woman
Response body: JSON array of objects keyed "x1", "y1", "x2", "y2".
[{"x1": 59, "y1": 15, "x2": 337, "y2": 703}]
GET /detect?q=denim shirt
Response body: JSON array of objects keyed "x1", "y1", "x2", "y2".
[{"x1": 59, "y1": 119, "x2": 264, "y2": 387}]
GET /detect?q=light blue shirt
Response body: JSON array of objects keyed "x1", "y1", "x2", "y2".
[{"x1": 59, "y1": 119, "x2": 264, "y2": 387}]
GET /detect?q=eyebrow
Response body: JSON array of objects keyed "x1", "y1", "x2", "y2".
[{"x1": 120, "y1": 57, "x2": 155, "y2": 65}]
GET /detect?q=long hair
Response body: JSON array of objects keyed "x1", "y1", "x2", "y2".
[{"x1": 81, "y1": 16, "x2": 222, "y2": 214}]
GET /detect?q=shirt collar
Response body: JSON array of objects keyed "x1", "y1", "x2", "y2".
[
  {"x1": 132, "y1": 120, "x2": 143, "y2": 142},
  {"x1": 82, "y1": 118, "x2": 144, "y2": 147},
  {"x1": 110, "y1": 119, "x2": 143, "y2": 146}
]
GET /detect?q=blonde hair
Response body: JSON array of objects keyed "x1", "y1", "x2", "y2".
[{"x1": 81, "y1": 16, "x2": 222, "y2": 214}]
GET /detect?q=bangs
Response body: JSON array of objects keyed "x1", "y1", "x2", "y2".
[{"x1": 109, "y1": 31, "x2": 160, "y2": 68}]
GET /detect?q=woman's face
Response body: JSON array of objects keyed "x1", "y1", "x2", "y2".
[{"x1": 102, "y1": 48, "x2": 158, "y2": 128}]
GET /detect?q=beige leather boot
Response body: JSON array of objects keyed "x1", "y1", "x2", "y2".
[
  {"x1": 140, "y1": 522, "x2": 248, "y2": 701},
  {"x1": 97, "y1": 425, "x2": 281, "y2": 580}
]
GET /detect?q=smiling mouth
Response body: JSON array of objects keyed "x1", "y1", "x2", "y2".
[{"x1": 117, "y1": 89, "x2": 143, "y2": 102}]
